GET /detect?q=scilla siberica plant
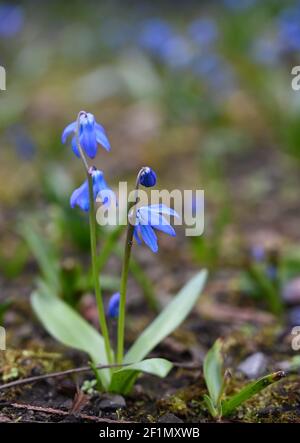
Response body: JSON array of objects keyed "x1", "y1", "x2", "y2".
[{"x1": 31, "y1": 111, "x2": 208, "y2": 394}]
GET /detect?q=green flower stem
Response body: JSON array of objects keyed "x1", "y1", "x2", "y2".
[
  {"x1": 88, "y1": 175, "x2": 113, "y2": 365},
  {"x1": 117, "y1": 221, "x2": 134, "y2": 364},
  {"x1": 116, "y1": 168, "x2": 145, "y2": 364},
  {"x1": 75, "y1": 111, "x2": 113, "y2": 366}
]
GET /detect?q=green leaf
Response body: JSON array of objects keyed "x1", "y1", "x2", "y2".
[
  {"x1": 203, "y1": 339, "x2": 224, "y2": 408},
  {"x1": 247, "y1": 264, "x2": 283, "y2": 316},
  {"x1": 31, "y1": 282, "x2": 111, "y2": 389},
  {"x1": 203, "y1": 394, "x2": 219, "y2": 418},
  {"x1": 0, "y1": 243, "x2": 28, "y2": 279},
  {"x1": 20, "y1": 220, "x2": 60, "y2": 291},
  {"x1": 221, "y1": 371, "x2": 285, "y2": 417},
  {"x1": 109, "y1": 358, "x2": 173, "y2": 395},
  {"x1": 124, "y1": 270, "x2": 208, "y2": 364}
]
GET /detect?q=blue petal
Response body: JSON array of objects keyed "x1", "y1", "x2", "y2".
[
  {"x1": 133, "y1": 226, "x2": 142, "y2": 245},
  {"x1": 70, "y1": 180, "x2": 90, "y2": 212},
  {"x1": 71, "y1": 169, "x2": 114, "y2": 212},
  {"x1": 92, "y1": 170, "x2": 115, "y2": 206},
  {"x1": 64, "y1": 113, "x2": 111, "y2": 159},
  {"x1": 95, "y1": 124, "x2": 111, "y2": 151},
  {"x1": 71, "y1": 136, "x2": 80, "y2": 158},
  {"x1": 62, "y1": 121, "x2": 76, "y2": 144},
  {"x1": 138, "y1": 207, "x2": 176, "y2": 237},
  {"x1": 140, "y1": 224, "x2": 158, "y2": 252},
  {"x1": 80, "y1": 127, "x2": 97, "y2": 158},
  {"x1": 148, "y1": 204, "x2": 179, "y2": 218},
  {"x1": 92, "y1": 170, "x2": 108, "y2": 191},
  {"x1": 107, "y1": 292, "x2": 120, "y2": 319},
  {"x1": 153, "y1": 223, "x2": 176, "y2": 237},
  {"x1": 138, "y1": 206, "x2": 167, "y2": 226}
]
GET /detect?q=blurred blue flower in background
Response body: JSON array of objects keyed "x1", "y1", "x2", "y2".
[
  {"x1": 7, "y1": 125, "x2": 36, "y2": 161},
  {"x1": 251, "y1": 245, "x2": 265, "y2": 263},
  {"x1": 192, "y1": 52, "x2": 236, "y2": 97},
  {"x1": 160, "y1": 34, "x2": 194, "y2": 69},
  {"x1": 278, "y1": 4, "x2": 300, "y2": 52},
  {"x1": 251, "y1": 35, "x2": 281, "y2": 66},
  {"x1": 0, "y1": 4, "x2": 24, "y2": 38},
  {"x1": 138, "y1": 18, "x2": 173, "y2": 56},
  {"x1": 107, "y1": 292, "x2": 120, "y2": 319},
  {"x1": 70, "y1": 168, "x2": 113, "y2": 212},
  {"x1": 188, "y1": 17, "x2": 218, "y2": 48},
  {"x1": 266, "y1": 265, "x2": 277, "y2": 281},
  {"x1": 133, "y1": 204, "x2": 178, "y2": 253},
  {"x1": 62, "y1": 113, "x2": 110, "y2": 159}
]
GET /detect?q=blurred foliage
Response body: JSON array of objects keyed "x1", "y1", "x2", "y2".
[{"x1": 2, "y1": 0, "x2": 300, "y2": 317}]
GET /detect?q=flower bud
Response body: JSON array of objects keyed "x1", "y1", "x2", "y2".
[{"x1": 139, "y1": 167, "x2": 157, "y2": 187}]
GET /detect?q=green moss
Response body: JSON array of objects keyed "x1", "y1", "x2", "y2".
[
  {"x1": 158, "y1": 395, "x2": 188, "y2": 417},
  {"x1": 0, "y1": 349, "x2": 71, "y2": 382}
]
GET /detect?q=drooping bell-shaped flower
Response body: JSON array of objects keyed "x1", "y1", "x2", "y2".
[
  {"x1": 62, "y1": 112, "x2": 110, "y2": 159},
  {"x1": 139, "y1": 167, "x2": 157, "y2": 187},
  {"x1": 70, "y1": 168, "x2": 114, "y2": 212},
  {"x1": 133, "y1": 204, "x2": 178, "y2": 253},
  {"x1": 107, "y1": 292, "x2": 120, "y2": 319}
]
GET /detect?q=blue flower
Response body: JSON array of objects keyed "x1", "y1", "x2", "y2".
[
  {"x1": 139, "y1": 167, "x2": 157, "y2": 187},
  {"x1": 266, "y1": 265, "x2": 277, "y2": 281},
  {"x1": 70, "y1": 168, "x2": 114, "y2": 212},
  {"x1": 7, "y1": 124, "x2": 36, "y2": 161},
  {"x1": 138, "y1": 18, "x2": 173, "y2": 56},
  {"x1": 160, "y1": 34, "x2": 193, "y2": 70},
  {"x1": 188, "y1": 17, "x2": 218, "y2": 47},
  {"x1": 251, "y1": 35, "x2": 281, "y2": 67},
  {"x1": 278, "y1": 6, "x2": 300, "y2": 53},
  {"x1": 0, "y1": 4, "x2": 24, "y2": 38},
  {"x1": 107, "y1": 292, "x2": 120, "y2": 319},
  {"x1": 251, "y1": 245, "x2": 265, "y2": 263},
  {"x1": 192, "y1": 53, "x2": 236, "y2": 98},
  {"x1": 133, "y1": 204, "x2": 178, "y2": 253},
  {"x1": 62, "y1": 112, "x2": 110, "y2": 159}
]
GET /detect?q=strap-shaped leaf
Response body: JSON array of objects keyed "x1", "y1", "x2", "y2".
[
  {"x1": 31, "y1": 282, "x2": 111, "y2": 389},
  {"x1": 20, "y1": 221, "x2": 59, "y2": 290},
  {"x1": 109, "y1": 358, "x2": 173, "y2": 394},
  {"x1": 203, "y1": 339, "x2": 224, "y2": 408},
  {"x1": 221, "y1": 371, "x2": 285, "y2": 417},
  {"x1": 124, "y1": 270, "x2": 208, "y2": 363}
]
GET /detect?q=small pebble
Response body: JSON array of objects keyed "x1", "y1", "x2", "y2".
[
  {"x1": 237, "y1": 352, "x2": 268, "y2": 379},
  {"x1": 96, "y1": 394, "x2": 126, "y2": 411},
  {"x1": 158, "y1": 413, "x2": 183, "y2": 423}
]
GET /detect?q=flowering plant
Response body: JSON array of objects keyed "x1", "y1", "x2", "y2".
[{"x1": 31, "y1": 111, "x2": 207, "y2": 393}]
